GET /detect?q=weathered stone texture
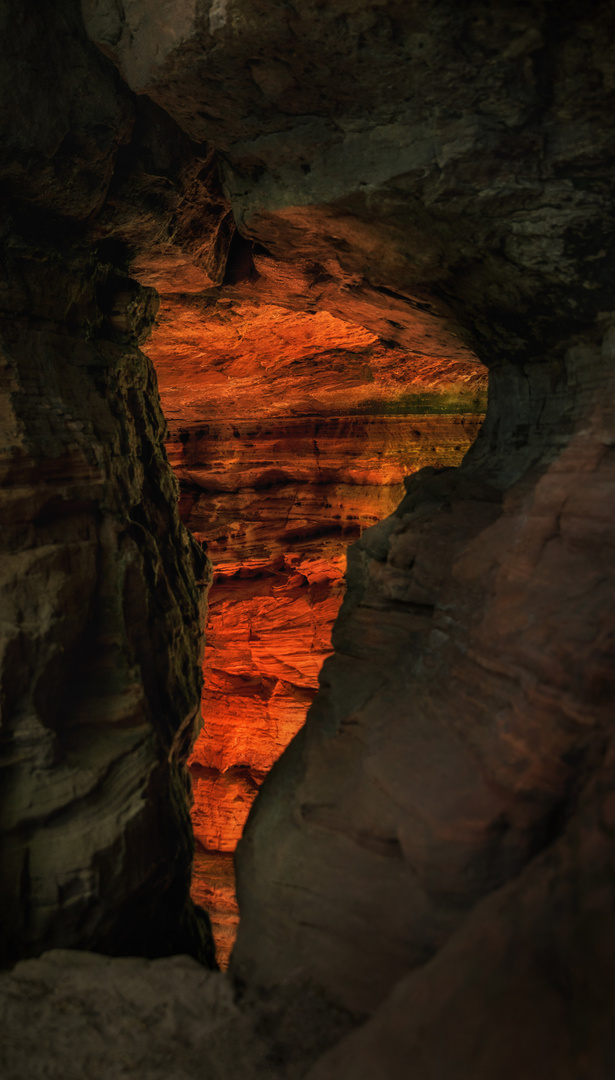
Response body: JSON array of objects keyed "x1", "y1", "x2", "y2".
[
  {"x1": 0, "y1": 0, "x2": 222, "y2": 969},
  {"x1": 2, "y1": 0, "x2": 615, "y2": 1076},
  {"x1": 0, "y1": 229, "x2": 214, "y2": 966},
  {"x1": 83, "y1": 0, "x2": 615, "y2": 363},
  {"x1": 232, "y1": 327, "x2": 615, "y2": 1013},
  {"x1": 144, "y1": 290, "x2": 484, "y2": 964},
  {"x1": 91, "y1": 96, "x2": 235, "y2": 294},
  {"x1": 0, "y1": 949, "x2": 352, "y2": 1080},
  {"x1": 306, "y1": 743, "x2": 615, "y2": 1080},
  {"x1": 0, "y1": 0, "x2": 133, "y2": 219}
]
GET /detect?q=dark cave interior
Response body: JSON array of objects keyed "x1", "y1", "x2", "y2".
[{"x1": 1, "y1": 2, "x2": 615, "y2": 1078}]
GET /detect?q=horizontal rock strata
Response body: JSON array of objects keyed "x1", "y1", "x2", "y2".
[
  {"x1": 2, "y1": 3, "x2": 614, "y2": 1078},
  {"x1": 146, "y1": 296, "x2": 485, "y2": 965}
]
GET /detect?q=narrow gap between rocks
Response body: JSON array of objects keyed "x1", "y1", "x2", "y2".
[{"x1": 143, "y1": 293, "x2": 487, "y2": 967}]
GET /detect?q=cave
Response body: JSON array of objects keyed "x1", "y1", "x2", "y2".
[{"x1": 1, "y1": 2, "x2": 615, "y2": 1078}]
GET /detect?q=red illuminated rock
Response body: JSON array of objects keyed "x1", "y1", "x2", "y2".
[
  {"x1": 190, "y1": 849, "x2": 239, "y2": 972},
  {"x1": 145, "y1": 293, "x2": 486, "y2": 966},
  {"x1": 150, "y1": 296, "x2": 485, "y2": 423},
  {"x1": 2, "y1": 3, "x2": 614, "y2": 1078}
]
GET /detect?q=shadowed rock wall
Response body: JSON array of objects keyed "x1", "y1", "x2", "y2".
[
  {"x1": 82, "y1": 1, "x2": 615, "y2": 1065},
  {"x1": 0, "y1": 1, "x2": 614, "y2": 1077},
  {"x1": 0, "y1": 0, "x2": 216, "y2": 967}
]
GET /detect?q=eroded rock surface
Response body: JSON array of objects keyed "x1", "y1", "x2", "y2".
[
  {"x1": 306, "y1": 743, "x2": 615, "y2": 1080},
  {"x1": 83, "y1": 0, "x2": 615, "y2": 363},
  {"x1": 0, "y1": 949, "x2": 352, "y2": 1080},
  {"x1": 0, "y1": 227, "x2": 215, "y2": 966},
  {"x1": 0, "y1": 0, "x2": 232, "y2": 969},
  {"x1": 80, "y1": 0, "x2": 615, "y2": 1044},
  {"x1": 232, "y1": 329, "x2": 615, "y2": 1012},
  {"x1": 2, "y1": 1, "x2": 615, "y2": 1077},
  {"x1": 146, "y1": 294, "x2": 484, "y2": 965}
]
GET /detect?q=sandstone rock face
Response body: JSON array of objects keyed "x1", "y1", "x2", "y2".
[
  {"x1": 233, "y1": 332, "x2": 615, "y2": 1010},
  {"x1": 0, "y1": 229, "x2": 214, "y2": 967},
  {"x1": 2, "y1": 2, "x2": 615, "y2": 1078},
  {"x1": 1, "y1": 0, "x2": 132, "y2": 219},
  {"x1": 0, "y1": 951, "x2": 237, "y2": 1080},
  {"x1": 83, "y1": 0, "x2": 615, "y2": 363},
  {"x1": 91, "y1": 95, "x2": 235, "y2": 294},
  {"x1": 190, "y1": 849, "x2": 239, "y2": 969},
  {"x1": 0, "y1": 0, "x2": 217, "y2": 964},
  {"x1": 306, "y1": 742, "x2": 615, "y2": 1080},
  {"x1": 80, "y1": 0, "x2": 615, "y2": 1045},
  {"x1": 146, "y1": 294, "x2": 484, "y2": 965}
]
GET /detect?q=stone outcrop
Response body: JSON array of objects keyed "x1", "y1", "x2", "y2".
[
  {"x1": 0, "y1": 948, "x2": 351, "y2": 1080},
  {"x1": 90, "y1": 95, "x2": 235, "y2": 295},
  {"x1": 88, "y1": 0, "x2": 615, "y2": 1026},
  {"x1": 84, "y1": 0, "x2": 615, "y2": 1042},
  {"x1": 0, "y1": 951, "x2": 240, "y2": 1080},
  {"x1": 0, "y1": 227, "x2": 215, "y2": 967},
  {"x1": 83, "y1": 0, "x2": 615, "y2": 364},
  {"x1": 0, "y1": 0, "x2": 216, "y2": 968},
  {"x1": 306, "y1": 739, "x2": 615, "y2": 1079},
  {"x1": 233, "y1": 335, "x2": 615, "y2": 1011}
]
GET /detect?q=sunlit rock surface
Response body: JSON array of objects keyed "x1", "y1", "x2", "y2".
[{"x1": 147, "y1": 295, "x2": 485, "y2": 965}]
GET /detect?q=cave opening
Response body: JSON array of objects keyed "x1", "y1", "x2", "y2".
[
  {"x1": 3, "y1": 3, "x2": 615, "y2": 1073},
  {"x1": 143, "y1": 286, "x2": 488, "y2": 966}
]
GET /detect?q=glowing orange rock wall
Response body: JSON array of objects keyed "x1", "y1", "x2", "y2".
[
  {"x1": 148, "y1": 295, "x2": 486, "y2": 966},
  {"x1": 167, "y1": 410, "x2": 483, "y2": 864},
  {"x1": 189, "y1": 553, "x2": 346, "y2": 853}
]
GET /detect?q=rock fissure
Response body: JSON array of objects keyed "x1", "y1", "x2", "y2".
[{"x1": 1, "y1": 2, "x2": 615, "y2": 1077}]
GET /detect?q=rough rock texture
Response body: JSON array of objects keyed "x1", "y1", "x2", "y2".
[
  {"x1": 91, "y1": 95, "x2": 235, "y2": 295},
  {"x1": 191, "y1": 849, "x2": 239, "y2": 971},
  {"x1": 306, "y1": 741, "x2": 615, "y2": 1080},
  {"x1": 89, "y1": 0, "x2": 615, "y2": 1027},
  {"x1": 83, "y1": 0, "x2": 615, "y2": 363},
  {"x1": 0, "y1": 949, "x2": 352, "y2": 1080},
  {"x1": 233, "y1": 326, "x2": 615, "y2": 1012},
  {"x1": 147, "y1": 295, "x2": 485, "y2": 419},
  {"x1": 2, "y1": 1, "x2": 615, "y2": 1077},
  {"x1": 145, "y1": 293, "x2": 484, "y2": 965},
  {"x1": 0, "y1": 228, "x2": 215, "y2": 967},
  {"x1": 0, "y1": 951, "x2": 239, "y2": 1080},
  {"x1": 0, "y1": 0, "x2": 217, "y2": 967}
]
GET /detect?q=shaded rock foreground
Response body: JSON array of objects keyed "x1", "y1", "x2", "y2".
[
  {"x1": 146, "y1": 295, "x2": 485, "y2": 964},
  {"x1": 0, "y1": 223, "x2": 213, "y2": 968},
  {"x1": 0, "y1": 950, "x2": 352, "y2": 1080}
]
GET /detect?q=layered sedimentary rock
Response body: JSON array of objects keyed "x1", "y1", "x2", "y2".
[
  {"x1": 83, "y1": 4, "x2": 615, "y2": 1069},
  {"x1": 83, "y1": 0, "x2": 615, "y2": 361},
  {"x1": 0, "y1": 230, "x2": 215, "y2": 967},
  {"x1": 146, "y1": 295, "x2": 485, "y2": 963},
  {"x1": 235, "y1": 353, "x2": 615, "y2": 1013},
  {"x1": 0, "y1": 0, "x2": 215, "y2": 968},
  {"x1": 0, "y1": 1, "x2": 614, "y2": 1078}
]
